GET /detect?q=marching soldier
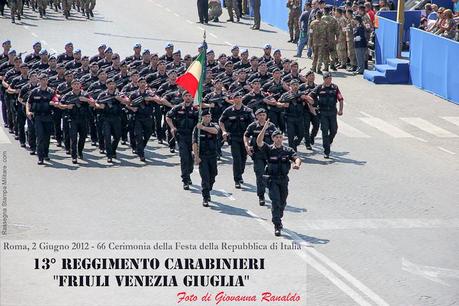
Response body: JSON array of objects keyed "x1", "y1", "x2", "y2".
[
  {"x1": 307, "y1": 72, "x2": 344, "y2": 158},
  {"x1": 299, "y1": 71, "x2": 319, "y2": 150},
  {"x1": 219, "y1": 91, "x2": 254, "y2": 189},
  {"x1": 166, "y1": 91, "x2": 199, "y2": 190},
  {"x1": 192, "y1": 108, "x2": 220, "y2": 206},
  {"x1": 19, "y1": 71, "x2": 39, "y2": 154},
  {"x1": 244, "y1": 108, "x2": 277, "y2": 206},
  {"x1": 26, "y1": 74, "x2": 57, "y2": 165},
  {"x1": 256, "y1": 120, "x2": 301, "y2": 236}
]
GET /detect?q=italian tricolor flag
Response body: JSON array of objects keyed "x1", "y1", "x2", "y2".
[{"x1": 176, "y1": 51, "x2": 206, "y2": 99}]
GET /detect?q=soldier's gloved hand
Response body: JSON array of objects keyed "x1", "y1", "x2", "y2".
[
  {"x1": 245, "y1": 145, "x2": 254, "y2": 156},
  {"x1": 222, "y1": 131, "x2": 229, "y2": 142}
]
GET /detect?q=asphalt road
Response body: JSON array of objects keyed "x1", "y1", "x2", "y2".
[{"x1": 1, "y1": 1, "x2": 459, "y2": 306}]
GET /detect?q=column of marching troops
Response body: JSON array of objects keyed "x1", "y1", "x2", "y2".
[
  {"x1": 0, "y1": 0, "x2": 96, "y2": 22},
  {"x1": 0, "y1": 39, "x2": 344, "y2": 236}
]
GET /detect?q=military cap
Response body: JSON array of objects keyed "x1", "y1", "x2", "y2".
[
  {"x1": 272, "y1": 129, "x2": 283, "y2": 137},
  {"x1": 197, "y1": 43, "x2": 205, "y2": 49},
  {"x1": 65, "y1": 42, "x2": 73, "y2": 47},
  {"x1": 182, "y1": 91, "x2": 192, "y2": 98},
  {"x1": 112, "y1": 54, "x2": 120, "y2": 60},
  {"x1": 2, "y1": 40, "x2": 11, "y2": 46},
  {"x1": 158, "y1": 60, "x2": 167, "y2": 65},
  {"x1": 305, "y1": 70, "x2": 314, "y2": 77},
  {"x1": 33, "y1": 41, "x2": 41, "y2": 47},
  {"x1": 273, "y1": 49, "x2": 281, "y2": 54},
  {"x1": 336, "y1": 7, "x2": 344, "y2": 13},
  {"x1": 82, "y1": 56, "x2": 89, "y2": 60},
  {"x1": 39, "y1": 50, "x2": 48, "y2": 56},
  {"x1": 49, "y1": 56, "x2": 56, "y2": 60},
  {"x1": 224, "y1": 61, "x2": 233, "y2": 67},
  {"x1": 106, "y1": 78, "x2": 116, "y2": 84},
  {"x1": 290, "y1": 79, "x2": 300, "y2": 84},
  {"x1": 272, "y1": 68, "x2": 281, "y2": 73},
  {"x1": 201, "y1": 108, "x2": 211, "y2": 116},
  {"x1": 142, "y1": 49, "x2": 150, "y2": 55},
  {"x1": 39, "y1": 74, "x2": 48, "y2": 79},
  {"x1": 231, "y1": 45, "x2": 239, "y2": 51},
  {"x1": 97, "y1": 70, "x2": 106, "y2": 75},
  {"x1": 318, "y1": 0, "x2": 325, "y2": 3},
  {"x1": 316, "y1": 10, "x2": 323, "y2": 17},
  {"x1": 74, "y1": 49, "x2": 81, "y2": 54},
  {"x1": 324, "y1": 5, "x2": 332, "y2": 12},
  {"x1": 90, "y1": 62, "x2": 99, "y2": 67},
  {"x1": 8, "y1": 50, "x2": 16, "y2": 55},
  {"x1": 231, "y1": 91, "x2": 244, "y2": 98},
  {"x1": 98, "y1": 44, "x2": 107, "y2": 49},
  {"x1": 250, "y1": 56, "x2": 259, "y2": 61},
  {"x1": 283, "y1": 58, "x2": 291, "y2": 64},
  {"x1": 207, "y1": 49, "x2": 215, "y2": 54},
  {"x1": 164, "y1": 42, "x2": 174, "y2": 49},
  {"x1": 71, "y1": 79, "x2": 81, "y2": 84},
  {"x1": 290, "y1": 61, "x2": 299, "y2": 67},
  {"x1": 105, "y1": 47, "x2": 113, "y2": 53},
  {"x1": 263, "y1": 44, "x2": 272, "y2": 49},
  {"x1": 133, "y1": 43, "x2": 142, "y2": 49},
  {"x1": 322, "y1": 71, "x2": 332, "y2": 79},
  {"x1": 130, "y1": 69, "x2": 140, "y2": 75},
  {"x1": 172, "y1": 49, "x2": 181, "y2": 55},
  {"x1": 151, "y1": 52, "x2": 159, "y2": 57},
  {"x1": 56, "y1": 64, "x2": 65, "y2": 69},
  {"x1": 218, "y1": 53, "x2": 227, "y2": 59},
  {"x1": 64, "y1": 70, "x2": 73, "y2": 76},
  {"x1": 166, "y1": 70, "x2": 177, "y2": 76},
  {"x1": 184, "y1": 54, "x2": 192, "y2": 60},
  {"x1": 250, "y1": 78, "x2": 261, "y2": 84},
  {"x1": 20, "y1": 63, "x2": 29, "y2": 69},
  {"x1": 255, "y1": 108, "x2": 266, "y2": 115},
  {"x1": 240, "y1": 48, "x2": 249, "y2": 54},
  {"x1": 138, "y1": 77, "x2": 146, "y2": 82}
]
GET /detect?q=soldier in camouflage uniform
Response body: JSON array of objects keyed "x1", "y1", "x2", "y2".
[
  {"x1": 37, "y1": 0, "x2": 47, "y2": 17},
  {"x1": 62, "y1": 0, "x2": 71, "y2": 18},
  {"x1": 225, "y1": 0, "x2": 240, "y2": 22},
  {"x1": 287, "y1": 0, "x2": 301, "y2": 43},
  {"x1": 335, "y1": 8, "x2": 348, "y2": 69},
  {"x1": 8, "y1": 0, "x2": 23, "y2": 23},
  {"x1": 344, "y1": 9, "x2": 357, "y2": 72},
  {"x1": 309, "y1": 10, "x2": 327, "y2": 74},
  {"x1": 322, "y1": 5, "x2": 339, "y2": 71}
]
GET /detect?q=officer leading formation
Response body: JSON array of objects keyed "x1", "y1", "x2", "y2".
[{"x1": 0, "y1": 39, "x2": 345, "y2": 236}]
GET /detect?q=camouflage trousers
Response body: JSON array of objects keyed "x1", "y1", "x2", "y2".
[
  {"x1": 336, "y1": 39, "x2": 347, "y2": 66},
  {"x1": 288, "y1": 13, "x2": 300, "y2": 41},
  {"x1": 346, "y1": 40, "x2": 357, "y2": 66}
]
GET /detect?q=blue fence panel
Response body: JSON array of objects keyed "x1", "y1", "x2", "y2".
[
  {"x1": 410, "y1": 28, "x2": 459, "y2": 104},
  {"x1": 375, "y1": 17, "x2": 399, "y2": 64},
  {"x1": 431, "y1": 0, "x2": 453, "y2": 10},
  {"x1": 260, "y1": 0, "x2": 291, "y2": 32},
  {"x1": 378, "y1": 10, "x2": 421, "y2": 42}
]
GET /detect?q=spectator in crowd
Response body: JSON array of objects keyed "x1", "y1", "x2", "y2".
[
  {"x1": 428, "y1": 4, "x2": 439, "y2": 20},
  {"x1": 364, "y1": 2, "x2": 375, "y2": 24},
  {"x1": 419, "y1": 17, "x2": 429, "y2": 30},
  {"x1": 378, "y1": 0, "x2": 390, "y2": 11},
  {"x1": 353, "y1": 15, "x2": 367, "y2": 75},
  {"x1": 428, "y1": 7, "x2": 446, "y2": 32},
  {"x1": 424, "y1": 3, "x2": 433, "y2": 18},
  {"x1": 453, "y1": 0, "x2": 459, "y2": 15},
  {"x1": 295, "y1": 2, "x2": 312, "y2": 58},
  {"x1": 435, "y1": 9, "x2": 457, "y2": 39}
]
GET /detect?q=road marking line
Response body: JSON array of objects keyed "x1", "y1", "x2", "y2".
[
  {"x1": 441, "y1": 116, "x2": 459, "y2": 127},
  {"x1": 402, "y1": 258, "x2": 459, "y2": 287},
  {"x1": 295, "y1": 218, "x2": 459, "y2": 230},
  {"x1": 186, "y1": 20, "x2": 193, "y2": 24},
  {"x1": 246, "y1": 209, "x2": 387, "y2": 306},
  {"x1": 31, "y1": 32, "x2": 38, "y2": 38},
  {"x1": 285, "y1": 228, "x2": 389, "y2": 306},
  {"x1": 197, "y1": 26, "x2": 205, "y2": 31},
  {"x1": 209, "y1": 33, "x2": 218, "y2": 38},
  {"x1": 0, "y1": 128, "x2": 11, "y2": 144},
  {"x1": 400, "y1": 117, "x2": 458, "y2": 138},
  {"x1": 217, "y1": 189, "x2": 236, "y2": 201},
  {"x1": 359, "y1": 111, "x2": 373, "y2": 118},
  {"x1": 224, "y1": 41, "x2": 233, "y2": 46},
  {"x1": 437, "y1": 147, "x2": 456, "y2": 155},
  {"x1": 359, "y1": 117, "x2": 414, "y2": 138},
  {"x1": 337, "y1": 119, "x2": 370, "y2": 138},
  {"x1": 414, "y1": 137, "x2": 428, "y2": 143},
  {"x1": 174, "y1": 13, "x2": 180, "y2": 17}
]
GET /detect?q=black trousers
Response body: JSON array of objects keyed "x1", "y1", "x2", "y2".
[
  {"x1": 120, "y1": 110, "x2": 128, "y2": 142},
  {"x1": 253, "y1": 157, "x2": 267, "y2": 198},
  {"x1": 164, "y1": 114, "x2": 175, "y2": 149},
  {"x1": 153, "y1": 106, "x2": 164, "y2": 141},
  {"x1": 178, "y1": 134, "x2": 193, "y2": 183},
  {"x1": 62, "y1": 116, "x2": 70, "y2": 151},
  {"x1": 35, "y1": 116, "x2": 53, "y2": 161},
  {"x1": 286, "y1": 116, "x2": 304, "y2": 151},
  {"x1": 304, "y1": 113, "x2": 320, "y2": 146},
  {"x1": 134, "y1": 117, "x2": 153, "y2": 158},
  {"x1": 253, "y1": 0, "x2": 261, "y2": 28},
  {"x1": 5, "y1": 93, "x2": 15, "y2": 132},
  {"x1": 127, "y1": 114, "x2": 136, "y2": 151},
  {"x1": 268, "y1": 110, "x2": 285, "y2": 132},
  {"x1": 88, "y1": 109, "x2": 98, "y2": 143},
  {"x1": 95, "y1": 114, "x2": 105, "y2": 151},
  {"x1": 16, "y1": 105, "x2": 26, "y2": 145},
  {"x1": 197, "y1": 0, "x2": 208, "y2": 23},
  {"x1": 229, "y1": 137, "x2": 247, "y2": 183},
  {"x1": 102, "y1": 116, "x2": 121, "y2": 158},
  {"x1": 320, "y1": 113, "x2": 338, "y2": 155},
  {"x1": 27, "y1": 117, "x2": 36, "y2": 151},
  {"x1": 0, "y1": 90, "x2": 8, "y2": 126},
  {"x1": 268, "y1": 177, "x2": 289, "y2": 227},
  {"x1": 199, "y1": 155, "x2": 218, "y2": 200},
  {"x1": 52, "y1": 109, "x2": 63, "y2": 143},
  {"x1": 69, "y1": 117, "x2": 88, "y2": 159}
]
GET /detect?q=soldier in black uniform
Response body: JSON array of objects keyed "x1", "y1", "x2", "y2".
[
  {"x1": 247, "y1": 62, "x2": 271, "y2": 86},
  {"x1": 2, "y1": 55, "x2": 22, "y2": 134},
  {"x1": 123, "y1": 43, "x2": 142, "y2": 66},
  {"x1": 24, "y1": 42, "x2": 42, "y2": 66},
  {"x1": 159, "y1": 43, "x2": 174, "y2": 63},
  {"x1": 128, "y1": 78, "x2": 157, "y2": 162},
  {"x1": 121, "y1": 70, "x2": 140, "y2": 152},
  {"x1": 192, "y1": 108, "x2": 220, "y2": 206},
  {"x1": 241, "y1": 79, "x2": 268, "y2": 113},
  {"x1": 166, "y1": 91, "x2": 199, "y2": 189},
  {"x1": 58, "y1": 79, "x2": 95, "y2": 163},
  {"x1": 219, "y1": 91, "x2": 254, "y2": 188},
  {"x1": 30, "y1": 50, "x2": 50, "y2": 72},
  {"x1": 89, "y1": 44, "x2": 106, "y2": 64},
  {"x1": 19, "y1": 71, "x2": 39, "y2": 154},
  {"x1": 234, "y1": 49, "x2": 250, "y2": 70},
  {"x1": 56, "y1": 70, "x2": 75, "y2": 154},
  {"x1": 263, "y1": 68, "x2": 288, "y2": 131},
  {"x1": 87, "y1": 69, "x2": 108, "y2": 153},
  {"x1": 256, "y1": 121, "x2": 302, "y2": 236},
  {"x1": 26, "y1": 74, "x2": 58, "y2": 165},
  {"x1": 279, "y1": 79, "x2": 307, "y2": 152},
  {"x1": 244, "y1": 108, "x2": 277, "y2": 205},
  {"x1": 94, "y1": 79, "x2": 130, "y2": 163},
  {"x1": 56, "y1": 42, "x2": 74, "y2": 65},
  {"x1": 307, "y1": 72, "x2": 344, "y2": 158},
  {"x1": 0, "y1": 47, "x2": 14, "y2": 128},
  {"x1": 300, "y1": 71, "x2": 320, "y2": 150}
]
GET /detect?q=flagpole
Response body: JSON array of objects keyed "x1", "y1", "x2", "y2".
[{"x1": 196, "y1": 30, "x2": 208, "y2": 158}]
